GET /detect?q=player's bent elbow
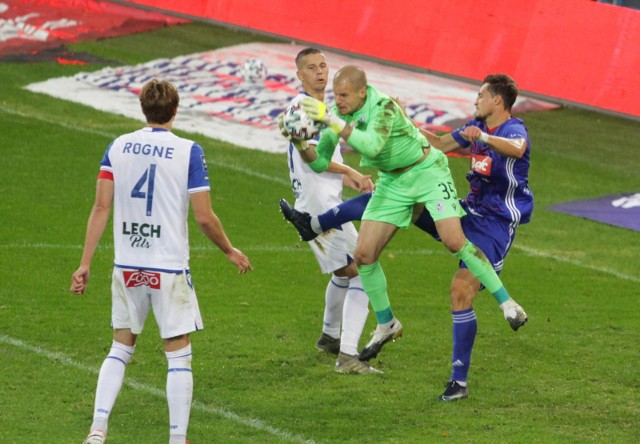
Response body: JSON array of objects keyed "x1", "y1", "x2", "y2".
[{"x1": 194, "y1": 212, "x2": 216, "y2": 230}]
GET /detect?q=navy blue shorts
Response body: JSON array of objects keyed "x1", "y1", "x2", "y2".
[{"x1": 414, "y1": 201, "x2": 515, "y2": 273}]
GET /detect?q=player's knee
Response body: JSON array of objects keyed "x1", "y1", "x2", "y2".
[
  {"x1": 354, "y1": 250, "x2": 375, "y2": 266},
  {"x1": 450, "y1": 272, "x2": 479, "y2": 310},
  {"x1": 450, "y1": 288, "x2": 474, "y2": 311},
  {"x1": 166, "y1": 344, "x2": 192, "y2": 370},
  {"x1": 442, "y1": 235, "x2": 466, "y2": 254},
  {"x1": 107, "y1": 341, "x2": 135, "y2": 366}
]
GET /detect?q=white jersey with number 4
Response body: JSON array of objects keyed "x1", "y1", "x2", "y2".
[{"x1": 99, "y1": 127, "x2": 210, "y2": 272}]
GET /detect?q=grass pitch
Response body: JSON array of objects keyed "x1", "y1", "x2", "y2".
[{"x1": 0, "y1": 22, "x2": 638, "y2": 444}]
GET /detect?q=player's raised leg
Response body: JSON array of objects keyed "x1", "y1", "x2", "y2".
[
  {"x1": 279, "y1": 193, "x2": 372, "y2": 242},
  {"x1": 436, "y1": 218, "x2": 527, "y2": 330}
]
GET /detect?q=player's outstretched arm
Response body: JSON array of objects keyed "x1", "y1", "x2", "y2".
[
  {"x1": 71, "y1": 179, "x2": 113, "y2": 295},
  {"x1": 190, "y1": 191, "x2": 253, "y2": 274},
  {"x1": 419, "y1": 128, "x2": 462, "y2": 154},
  {"x1": 327, "y1": 161, "x2": 374, "y2": 192}
]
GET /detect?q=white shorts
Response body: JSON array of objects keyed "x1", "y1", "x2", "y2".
[
  {"x1": 308, "y1": 222, "x2": 358, "y2": 274},
  {"x1": 111, "y1": 268, "x2": 204, "y2": 339}
]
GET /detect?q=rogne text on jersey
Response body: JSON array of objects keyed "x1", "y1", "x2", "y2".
[{"x1": 122, "y1": 142, "x2": 175, "y2": 159}]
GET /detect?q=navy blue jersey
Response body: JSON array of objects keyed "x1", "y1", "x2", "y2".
[{"x1": 451, "y1": 118, "x2": 533, "y2": 225}]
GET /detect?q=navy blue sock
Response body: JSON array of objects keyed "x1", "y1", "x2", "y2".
[
  {"x1": 413, "y1": 207, "x2": 439, "y2": 239},
  {"x1": 450, "y1": 308, "x2": 477, "y2": 383},
  {"x1": 317, "y1": 192, "x2": 372, "y2": 231}
]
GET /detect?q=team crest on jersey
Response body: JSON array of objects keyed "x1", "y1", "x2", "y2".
[
  {"x1": 471, "y1": 154, "x2": 492, "y2": 175},
  {"x1": 123, "y1": 270, "x2": 161, "y2": 289}
]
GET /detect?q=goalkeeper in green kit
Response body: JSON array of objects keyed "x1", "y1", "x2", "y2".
[{"x1": 295, "y1": 65, "x2": 527, "y2": 362}]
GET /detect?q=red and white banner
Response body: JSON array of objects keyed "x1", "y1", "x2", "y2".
[
  {"x1": 0, "y1": 0, "x2": 186, "y2": 57},
  {"x1": 26, "y1": 43, "x2": 555, "y2": 153}
]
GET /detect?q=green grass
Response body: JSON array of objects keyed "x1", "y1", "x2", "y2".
[{"x1": 1, "y1": 21, "x2": 639, "y2": 444}]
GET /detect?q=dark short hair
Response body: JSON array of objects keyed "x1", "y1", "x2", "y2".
[
  {"x1": 139, "y1": 79, "x2": 179, "y2": 124},
  {"x1": 295, "y1": 47, "x2": 323, "y2": 69},
  {"x1": 483, "y1": 74, "x2": 518, "y2": 112}
]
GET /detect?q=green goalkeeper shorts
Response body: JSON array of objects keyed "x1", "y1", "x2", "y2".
[{"x1": 362, "y1": 148, "x2": 466, "y2": 228}]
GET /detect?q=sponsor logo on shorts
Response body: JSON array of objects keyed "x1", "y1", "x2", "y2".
[
  {"x1": 123, "y1": 270, "x2": 161, "y2": 289},
  {"x1": 437, "y1": 200, "x2": 445, "y2": 213},
  {"x1": 471, "y1": 154, "x2": 492, "y2": 175}
]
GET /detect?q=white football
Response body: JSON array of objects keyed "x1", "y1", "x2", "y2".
[
  {"x1": 241, "y1": 58, "x2": 267, "y2": 82},
  {"x1": 282, "y1": 102, "x2": 325, "y2": 141}
]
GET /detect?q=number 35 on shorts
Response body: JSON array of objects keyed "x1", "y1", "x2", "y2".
[{"x1": 437, "y1": 181, "x2": 457, "y2": 200}]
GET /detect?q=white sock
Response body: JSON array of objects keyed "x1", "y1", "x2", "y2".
[
  {"x1": 91, "y1": 341, "x2": 135, "y2": 434},
  {"x1": 310, "y1": 216, "x2": 323, "y2": 234},
  {"x1": 322, "y1": 276, "x2": 348, "y2": 338},
  {"x1": 340, "y1": 275, "x2": 369, "y2": 356},
  {"x1": 169, "y1": 434, "x2": 187, "y2": 444},
  {"x1": 166, "y1": 344, "x2": 193, "y2": 439}
]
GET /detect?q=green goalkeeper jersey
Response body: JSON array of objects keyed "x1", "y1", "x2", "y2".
[{"x1": 309, "y1": 85, "x2": 429, "y2": 173}]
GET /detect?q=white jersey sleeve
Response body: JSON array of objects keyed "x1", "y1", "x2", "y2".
[{"x1": 100, "y1": 127, "x2": 210, "y2": 272}]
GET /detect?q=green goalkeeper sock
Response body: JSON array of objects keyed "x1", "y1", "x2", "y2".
[
  {"x1": 357, "y1": 261, "x2": 394, "y2": 324},
  {"x1": 454, "y1": 240, "x2": 510, "y2": 305}
]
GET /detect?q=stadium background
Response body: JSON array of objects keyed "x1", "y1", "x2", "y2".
[
  {"x1": 0, "y1": 1, "x2": 638, "y2": 443},
  {"x1": 116, "y1": 0, "x2": 640, "y2": 119}
]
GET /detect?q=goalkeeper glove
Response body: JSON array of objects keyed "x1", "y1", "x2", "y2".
[
  {"x1": 301, "y1": 97, "x2": 346, "y2": 134},
  {"x1": 278, "y1": 112, "x2": 309, "y2": 152}
]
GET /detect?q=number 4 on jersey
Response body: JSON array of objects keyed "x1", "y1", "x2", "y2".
[{"x1": 131, "y1": 164, "x2": 156, "y2": 216}]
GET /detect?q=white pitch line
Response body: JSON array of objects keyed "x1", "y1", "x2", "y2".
[
  {"x1": 3, "y1": 104, "x2": 636, "y2": 284},
  {"x1": 207, "y1": 160, "x2": 290, "y2": 187},
  {"x1": 0, "y1": 103, "x2": 289, "y2": 186},
  {"x1": 0, "y1": 334, "x2": 316, "y2": 444},
  {"x1": 1, "y1": 241, "x2": 635, "y2": 283},
  {"x1": 0, "y1": 103, "x2": 118, "y2": 139},
  {"x1": 512, "y1": 244, "x2": 640, "y2": 283}
]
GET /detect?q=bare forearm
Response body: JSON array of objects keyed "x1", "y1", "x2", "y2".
[
  {"x1": 298, "y1": 145, "x2": 317, "y2": 163},
  {"x1": 419, "y1": 128, "x2": 460, "y2": 153},
  {"x1": 80, "y1": 205, "x2": 110, "y2": 267},
  {"x1": 327, "y1": 161, "x2": 352, "y2": 176},
  {"x1": 483, "y1": 135, "x2": 526, "y2": 159},
  {"x1": 197, "y1": 212, "x2": 234, "y2": 255}
]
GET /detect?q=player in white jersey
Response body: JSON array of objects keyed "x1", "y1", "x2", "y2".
[
  {"x1": 279, "y1": 48, "x2": 380, "y2": 375},
  {"x1": 71, "y1": 79, "x2": 252, "y2": 444}
]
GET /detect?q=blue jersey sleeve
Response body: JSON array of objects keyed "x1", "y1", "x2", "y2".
[
  {"x1": 501, "y1": 120, "x2": 528, "y2": 140},
  {"x1": 451, "y1": 121, "x2": 482, "y2": 148},
  {"x1": 188, "y1": 143, "x2": 210, "y2": 193},
  {"x1": 99, "y1": 142, "x2": 114, "y2": 171}
]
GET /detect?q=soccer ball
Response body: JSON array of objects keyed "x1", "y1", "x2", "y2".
[
  {"x1": 282, "y1": 101, "x2": 325, "y2": 141},
  {"x1": 241, "y1": 58, "x2": 267, "y2": 82}
]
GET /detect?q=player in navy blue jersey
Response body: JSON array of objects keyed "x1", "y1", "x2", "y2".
[{"x1": 280, "y1": 73, "x2": 532, "y2": 401}]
